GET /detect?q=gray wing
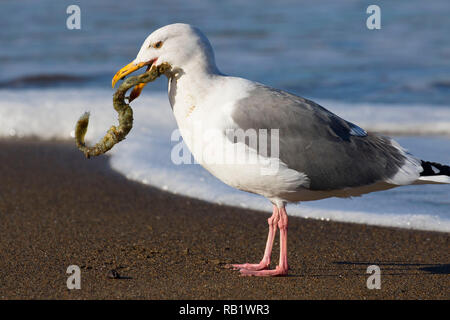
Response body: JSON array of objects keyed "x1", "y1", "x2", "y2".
[{"x1": 230, "y1": 83, "x2": 406, "y2": 191}]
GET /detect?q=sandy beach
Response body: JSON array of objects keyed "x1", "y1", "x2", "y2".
[{"x1": 0, "y1": 138, "x2": 448, "y2": 299}]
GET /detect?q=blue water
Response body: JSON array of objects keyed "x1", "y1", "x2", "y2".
[
  {"x1": 0, "y1": 1, "x2": 449, "y2": 230},
  {"x1": 2, "y1": 0, "x2": 450, "y2": 105}
]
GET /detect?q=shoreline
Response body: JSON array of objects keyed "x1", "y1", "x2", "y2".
[{"x1": 0, "y1": 138, "x2": 448, "y2": 299}]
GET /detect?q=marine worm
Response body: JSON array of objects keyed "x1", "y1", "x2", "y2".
[{"x1": 75, "y1": 63, "x2": 171, "y2": 158}]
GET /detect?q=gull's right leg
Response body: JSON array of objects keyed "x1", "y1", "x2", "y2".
[{"x1": 226, "y1": 205, "x2": 279, "y2": 271}]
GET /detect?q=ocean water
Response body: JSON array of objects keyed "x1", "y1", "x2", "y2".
[{"x1": 0, "y1": 1, "x2": 449, "y2": 231}]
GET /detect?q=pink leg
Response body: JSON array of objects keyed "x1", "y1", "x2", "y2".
[
  {"x1": 226, "y1": 206, "x2": 279, "y2": 271},
  {"x1": 239, "y1": 205, "x2": 289, "y2": 277}
]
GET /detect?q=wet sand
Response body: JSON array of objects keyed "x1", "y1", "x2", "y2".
[{"x1": 0, "y1": 139, "x2": 448, "y2": 299}]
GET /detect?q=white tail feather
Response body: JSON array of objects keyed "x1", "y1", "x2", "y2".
[{"x1": 415, "y1": 175, "x2": 450, "y2": 184}]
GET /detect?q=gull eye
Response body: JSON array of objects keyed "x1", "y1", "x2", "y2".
[{"x1": 153, "y1": 41, "x2": 163, "y2": 49}]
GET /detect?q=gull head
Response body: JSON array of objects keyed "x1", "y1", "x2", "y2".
[{"x1": 112, "y1": 23, "x2": 218, "y2": 101}]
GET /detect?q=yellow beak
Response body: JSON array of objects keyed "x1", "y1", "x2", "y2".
[
  {"x1": 111, "y1": 61, "x2": 148, "y2": 88},
  {"x1": 112, "y1": 61, "x2": 153, "y2": 102}
]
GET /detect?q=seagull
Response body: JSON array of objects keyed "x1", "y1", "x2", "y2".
[{"x1": 112, "y1": 23, "x2": 450, "y2": 276}]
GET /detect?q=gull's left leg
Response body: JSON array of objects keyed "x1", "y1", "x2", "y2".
[
  {"x1": 239, "y1": 205, "x2": 289, "y2": 276},
  {"x1": 226, "y1": 205, "x2": 280, "y2": 271}
]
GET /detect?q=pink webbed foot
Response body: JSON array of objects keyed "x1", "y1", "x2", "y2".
[
  {"x1": 239, "y1": 265, "x2": 288, "y2": 277},
  {"x1": 227, "y1": 261, "x2": 270, "y2": 271}
]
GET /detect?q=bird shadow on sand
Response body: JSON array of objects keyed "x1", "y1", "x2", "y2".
[
  {"x1": 220, "y1": 261, "x2": 449, "y2": 277},
  {"x1": 331, "y1": 261, "x2": 450, "y2": 275}
]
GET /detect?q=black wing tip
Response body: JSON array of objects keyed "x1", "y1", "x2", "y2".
[{"x1": 420, "y1": 160, "x2": 450, "y2": 176}]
